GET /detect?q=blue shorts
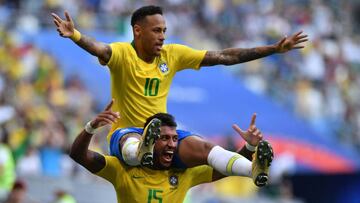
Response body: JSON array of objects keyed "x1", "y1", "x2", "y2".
[{"x1": 109, "y1": 127, "x2": 195, "y2": 168}]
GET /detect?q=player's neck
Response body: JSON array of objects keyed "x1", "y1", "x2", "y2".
[
  {"x1": 150, "y1": 166, "x2": 170, "y2": 170},
  {"x1": 132, "y1": 41, "x2": 155, "y2": 63},
  {"x1": 148, "y1": 162, "x2": 170, "y2": 170}
]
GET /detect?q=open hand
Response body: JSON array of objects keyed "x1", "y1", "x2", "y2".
[
  {"x1": 276, "y1": 31, "x2": 308, "y2": 53},
  {"x1": 90, "y1": 99, "x2": 120, "y2": 129},
  {"x1": 232, "y1": 113, "x2": 263, "y2": 146},
  {"x1": 51, "y1": 11, "x2": 75, "y2": 38}
]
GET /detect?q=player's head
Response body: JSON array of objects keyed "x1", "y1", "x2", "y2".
[
  {"x1": 144, "y1": 113, "x2": 177, "y2": 169},
  {"x1": 131, "y1": 5, "x2": 166, "y2": 58}
]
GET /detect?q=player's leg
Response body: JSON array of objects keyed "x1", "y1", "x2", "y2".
[
  {"x1": 134, "y1": 118, "x2": 161, "y2": 166},
  {"x1": 176, "y1": 135, "x2": 251, "y2": 176},
  {"x1": 118, "y1": 133, "x2": 141, "y2": 166},
  {"x1": 109, "y1": 118, "x2": 161, "y2": 166},
  {"x1": 109, "y1": 128, "x2": 141, "y2": 166},
  {"x1": 176, "y1": 134, "x2": 273, "y2": 186}
]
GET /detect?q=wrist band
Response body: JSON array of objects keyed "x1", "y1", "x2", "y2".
[
  {"x1": 84, "y1": 121, "x2": 96, "y2": 134},
  {"x1": 70, "y1": 29, "x2": 81, "y2": 42},
  {"x1": 245, "y1": 142, "x2": 256, "y2": 152}
]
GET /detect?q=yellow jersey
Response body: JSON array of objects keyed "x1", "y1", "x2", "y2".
[
  {"x1": 96, "y1": 156, "x2": 213, "y2": 203},
  {"x1": 106, "y1": 43, "x2": 206, "y2": 138}
]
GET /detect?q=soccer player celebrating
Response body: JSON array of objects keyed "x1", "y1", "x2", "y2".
[
  {"x1": 52, "y1": 5, "x2": 305, "y2": 186},
  {"x1": 70, "y1": 100, "x2": 273, "y2": 202}
]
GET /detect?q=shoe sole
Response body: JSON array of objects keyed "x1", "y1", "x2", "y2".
[
  {"x1": 139, "y1": 118, "x2": 161, "y2": 166},
  {"x1": 143, "y1": 119, "x2": 161, "y2": 147},
  {"x1": 141, "y1": 152, "x2": 153, "y2": 166},
  {"x1": 254, "y1": 140, "x2": 274, "y2": 187},
  {"x1": 256, "y1": 140, "x2": 274, "y2": 167}
]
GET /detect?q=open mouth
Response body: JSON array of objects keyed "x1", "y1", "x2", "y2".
[
  {"x1": 162, "y1": 150, "x2": 174, "y2": 162},
  {"x1": 155, "y1": 43, "x2": 163, "y2": 51}
]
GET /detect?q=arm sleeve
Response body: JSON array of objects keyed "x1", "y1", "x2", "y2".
[
  {"x1": 101, "y1": 43, "x2": 123, "y2": 70},
  {"x1": 171, "y1": 44, "x2": 207, "y2": 71},
  {"x1": 95, "y1": 156, "x2": 123, "y2": 184},
  {"x1": 189, "y1": 165, "x2": 213, "y2": 187}
]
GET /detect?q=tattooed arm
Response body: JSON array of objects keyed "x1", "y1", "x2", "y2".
[
  {"x1": 201, "y1": 46, "x2": 277, "y2": 66},
  {"x1": 51, "y1": 11, "x2": 112, "y2": 64},
  {"x1": 200, "y1": 31, "x2": 308, "y2": 67},
  {"x1": 69, "y1": 100, "x2": 120, "y2": 173},
  {"x1": 75, "y1": 35, "x2": 112, "y2": 64}
]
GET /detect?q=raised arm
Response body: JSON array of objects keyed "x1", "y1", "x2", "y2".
[
  {"x1": 200, "y1": 31, "x2": 308, "y2": 66},
  {"x1": 69, "y1": 100, "x2": 120, "y2": 173},
  {"x1": 51, "y1": 11, "x2": 112, "y2": 64}
]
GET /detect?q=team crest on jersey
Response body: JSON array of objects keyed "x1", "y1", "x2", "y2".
[
  {"x1": 159, "y1": 62, "x2": 169, "y2": 74},
  {"x1": 169, "y1": 175, "x2": 178, "y2": 186}
]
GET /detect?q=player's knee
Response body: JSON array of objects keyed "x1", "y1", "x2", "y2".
[
  {"x1": 201, "y1": 140, "x2": 215, "y2": 156},
  {"x1": 196, "y1": 140, "x2": 216, "y2": 165},
  {"x1": 120, "y1": 133, "x2": 141, "y2": 147},
  {"x1": 120, "y1": 135, "x2": 141, "y2": 166}
]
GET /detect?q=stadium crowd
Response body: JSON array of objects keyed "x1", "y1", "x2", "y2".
[{"x1": 0, "y1": 0, "x2": 359, "y2": 202}]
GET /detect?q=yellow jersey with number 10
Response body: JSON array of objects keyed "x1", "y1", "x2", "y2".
[{"x1": 106, "y1": 42, "x2": 206, "y2": 138}]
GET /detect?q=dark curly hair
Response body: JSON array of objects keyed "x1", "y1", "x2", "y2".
[
  {"x1": 131, "y1": 5, "x2": 163, "y2": 27},
  {"x1": 144, "y1": 113, "x2": 177, "y2": 128}
]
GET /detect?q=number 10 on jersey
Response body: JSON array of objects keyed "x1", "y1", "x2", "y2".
[{"x1": 144, "y1": 78, "x2": 160, "y2": 96}]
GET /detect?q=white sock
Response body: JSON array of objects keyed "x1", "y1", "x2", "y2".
[
  {"x1": 207, "y1": 145, "x2": 252, "y2": 177},
  {"x1": 121, "y1": 137, "x2": 140, "y2": 166}
]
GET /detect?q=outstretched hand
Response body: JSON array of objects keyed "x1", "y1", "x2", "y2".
[
  {"x1": 90, "y1": 99, "x2": 120, "y2": 129},
  {"x1": 276, "y1": 31, "x2": 308, "y2": 53},
  {"x1": 51, "y1": 11, "x2": 75, "y2": 38},
  {"x1": 232, "y1": 113, "x2": 263, "y2": 146}
]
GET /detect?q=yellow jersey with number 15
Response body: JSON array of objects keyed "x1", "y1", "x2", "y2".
[
  {"x1": 106, "y1": 42, "x2": 206, "y2": 138},
  {"x1": 96, "y1": 156, "x2": 213, "y2": 203}
]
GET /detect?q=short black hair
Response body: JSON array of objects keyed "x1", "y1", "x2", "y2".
[
  {"x1": 131, "y1": 5, "x2": 163, "y2": 27},
  {"x1": 144, "y1": 113, "x2": 177, "y2": 129}
]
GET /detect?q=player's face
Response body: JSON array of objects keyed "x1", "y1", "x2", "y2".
[
  {"x1": 140, "y1": 14, "x2": 166, "y2": 57},
  {"x1": 153, "y1": 126, "x2": 178, "y2": 169}
]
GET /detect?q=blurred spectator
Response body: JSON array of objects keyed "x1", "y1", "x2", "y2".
[
  {"x1": 0, "y1": 131, "x2": 15, "y2": 201},
  {"x1": 16, "y1": 147, "x2": 41, "y2": 177},
  {"x1": 53, "y1": 190, "x2": 76, "y2": 203},
  {"x1": 39, "y1": 126, "x2": 65, "y2": 177},
  {"x1": 4, "y1": 180, "x2": 27, "y2": 203}
]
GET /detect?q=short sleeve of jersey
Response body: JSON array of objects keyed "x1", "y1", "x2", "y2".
[
  {"x1": 170, "y1": 44, "x2": 206, "y2": 71},
  {"x1": 188, "y1": 165, "x2": 213, "y2": 187},
  {"x1": 95, "y1": 156, "x2": 123, "y2": 185},
  {"x1": 106, "y1": 42, "x2": 126, "y2": 70}
]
